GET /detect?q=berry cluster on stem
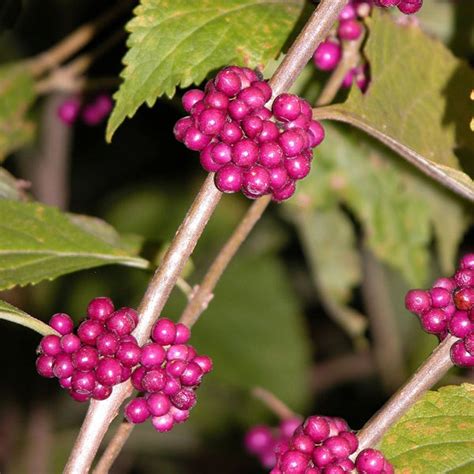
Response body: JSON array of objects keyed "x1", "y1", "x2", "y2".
[
  {"x1": 405, "y1": 253, "x2": 474, "y2": 367},
  {"x1": 174, "y1": 65, "x2": 325, "y2": 202},
  {"x1": 57, "y1": 93, "x2": 112, "y2": 126}
]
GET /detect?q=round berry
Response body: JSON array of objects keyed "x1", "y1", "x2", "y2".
[
  {"x1": 279, "y1": 130, "x2": 306, "y2": 157},
  {"x1": 184, "y1": 126, "x2": 212, "y2": 151},
  {"x1": 450, "y1": 340, "x2": 474, "y2": 368},
  {"x1": 57, "y1": 98, "x2": 81, "y2": 125},
  {"x1": 242, "y1": 115, "x2": 264, "y2": 139},
  {"x1": 454, "y1": 288, "x2": 474, "y2": 311},
  {"x1": 173, "y1": 116, "x2": 193, "y2": 142},
  {"x1": 420, "y1": 308, "x2": 448, "y2": 334},
  {"x1": 291, "y1": 433, "x2": 314, "y2": 454},
  {"x1": 167, "y1": 344, "x2": 190, "y2": 361},
  {"x1": 215, "y1": 164, "x2": 243, "y2": 193},
  {"x1": 304, "y1": 416, "x2": 330, "y2": 443},
  {"x1": 312, "y1": 446, "x2": 334, "y2": 468},
  {"x1": 197, "y1": 108, "x2": 226, "y2": 136},
  {"x1": 200, "y1": 144, "x2": 221, "y2": 172},
  {"x1": 131, "y1": 366, "x2": 146, "y2": 391},
  {"x1": 211, "y1": 142, "x2": 233, "y2": 165},
  {"x1": 180, "y1": 362, "x2": 204, "y2": 386},
  {"x1": 313, "y1": 41, "x2": 341, "y2": 71},
  {"x1": 147, "y1": 393, "x2": 171, "y2": 416},
  {"x1": 232, "y1": 139, "x2": 259, "y2": 167},
  {"x1": 53, "y1": 353, "x2": 74, "y2": 378},
  {"x1": 192, "y1": 355, "x2": 213, "y2": 373},
  {"x1": 125, "y1": 397, "x2": 150, "y2": 424},
  {"x1": 280, "y1": 450, "x2": 309, "y2": 474},
  {"x1": 257, "y1": 121, "x2": 280, "y2": 144},
  {"x1": 308, "y1": 121, "x2": 325, "y2": 148},
  {"x1": 151, "y1": 318, "x2": 177, "y2": 345},
  {"x1": 272, "y1": 180, "x2": 296, "y2": 202},
  {"x1": 170, "y1": 406, "x2": 190, "y2": 424},
  {"x1": 251, "y1": 81, "x2": 272, "y2": 102},
  {"x1": 39, "y1": 335, "x2": 62, "y2": 356},
  {"x1": 323, "y1": 436, "x2": 351, "y2": 460},
  {"x1": 398, "y1": 1, "x2": 423, "y2": 14},
  {"x1": 339, "y1": 431, "x2": 358, "y2": 454},
  {"x1": 448, "y1": 311, "x2": 472, "y2": 338},
  {"x1": 454, "y1": 269, "x2": 474, "y2": 288},
  {"x1": 243, "y1": 166, "x2": 270, "y2": 196},
  {"x1": 269, "y1": 166, "x2": 289, "y2": 191},
  {"x1": 253, "y1": 107, "x2": 273, "y2": 121},
  {"x1": 204, "y1": 90, "x2": 229, "y2": 110},
  {"x1": 259, "y1": 141, "x2": 284, "y2": 168},
  {"x1": 72, "y1": 346, "x2": 99, "y2": 372},
  {"x1": 339, "y1": 4, "x2": 357, "y2": 20},
  {"x1": 140, "y1": 343, "x2": 166, "y2": 368},
  {"x1": 92, "y1": 382, "x2": 112, "y2": 400},
  {"x1": 106, "y1": 308, "x2": 136, "y2": 336},
  {"x1": 430, "y1": 287, "x2": 452, "y2": 308},
  {"x1": 245, "y1": 426, "x2": 274, "y2": 454},
  {"x1": 116, "y1": 341, "x2": 141, "y2": 368},
  {"x1": 182, "y1": 89, "x2": 205, "y2": 113},
  {"x1": 151, "y1": 414, "x2": 174, "y2": 432},
  {"x1": 166, "y1": 359, "x2": 187, "y2": 378},
  {"x1": 77, "y1": 320, "x2": 104, "y2": 346},
  {"x1": 174, "y1": 323, "x2": 191, "y2": 344},
  {"x1": 142, "y1": 368, "x2": 167, "y2": 392},
  {"x1": 405, "y1": 289, "x2": 431, "y2": 315},
  {"x1": 272, "y1": 94, "x2": 301, "y2": 122},
  {"x1": 432, "y1": 277, "x2": 456, "y2": 292},
  {"x1": 96, "y1": 357, "x2": 123, "y2": 386},
  {"x1": 87, "y1": 297, "x2": 114, "y2": 322},
  {"x1": 285, "y1": 155, "x2": 311, "y2": 180},
  {"x1": 220, "y1": 121, "x2": 243, "y2": 144},
  {"x1": 460, "y1": 254, "x2": 474, "y2": 270},
  {"x1": 338, "y1": 19, "x2": 363, "y2": 41},
  {"x1": 163, "y1": 376, "x2": 181, "y2": 396},
  {"x1": 214, "y1": 69, "x2": 242, "y2": 97},
  {"x1": 59, "y1": 376, "x2": 73, "y2": 389},
  {"x1": 228, "y1": 99, "x2": 250, "y2": 121},
  {"x1": 355, "y1": 448, "x2": 385, "y2": 474},
  {"x1": 71, "y1": 370, "x2": 96, "y2": 394},
  {"x1": 68, "y1": 390, "x2": 90, "y2": 402},
  {"x1": 36, "y1": 355, "x2": 55, "y2": 378},
  {"x1": 96, "y1": 332, "x2": 120, "y2": 356},
  {"x1": 60, "y1": 333, "x2": 81, "y2": 354},
  {"x1": 49, "y1": 313, "x2": 74, "y2": 335},
  {"x1": 171, "y1": 388, "x2": 196, "y2": 410},
  {"x1": 237, "y1": 86, "x2": 266, "y2": 110}
]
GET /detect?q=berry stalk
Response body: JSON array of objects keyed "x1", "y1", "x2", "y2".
[{"x1": 355, "y1": 334, "x2": 456, "y2": 453}]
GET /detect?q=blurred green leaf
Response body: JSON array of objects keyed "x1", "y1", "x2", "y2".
[
  {"x1": 0, "y1": 167, "x2": 27, "y2": 200},
  {"x1": 0, "y1": 299, "x2": 55, "y2": 336},
  {"x1": 189, "y1": 254, "x2": 312, "y2": 429},
  {"x1": 0, "y1": 63, "x2": 36, "y2": 161},
  {"x1": 380, "y1": 384, "x2": 474, "y2": 473},
  {"x1": 292, "y1": 124, "x2": 469, "y2": 286},
  {"x1": 315, "y1": 10, "x2": 474, "y2": 199},
  {"x1": 0, "y1": 200, "x2": 149, "y2": 290},
  {"x1": 107, "y1": 0, "x2": 307, "y2": 140}
]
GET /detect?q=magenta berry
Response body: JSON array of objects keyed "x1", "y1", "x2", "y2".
[
  {"x1": 92, "y1": 382, "x2": 112, "y2": 400},
  {"x1": 313, "y1": 41, "x2": 341, "y2": 71},
  {"x1": 163, "y1": 376, "x2": 181, "y2": 396},
  {"x1": 214, "y1": 68, "x2": 242, "y2": 96},
  {"x1": 312, "y1": 446, "x2": 334, "y2": 468},
  {"x1": 272, "y1": 94, "x2": 301, "y2": 122},
  {"x1": 96, "y1": 332, "x2": 120, "y2": 356},
  {"x1": 232, "y1": 139, "x2": 259, "y2": 167},
  {"x1": 57, "y1": 98, "x2": 81, "y2": 125},
  {"x1": 204, "y1": 90, "x2": 229, "y2": 110},
  {"x1": 259, "y1": 141, "x2": 284, "y2": 168},
  {"x1": 142, "y1": 368, "x2": 167, "y2": 392},
  {"x1": 220, "y1": 120, "x2": 243, "y2": 144},
  {"x1": 125, "y1": 398, "x2": 151, "y2": 424},
  {"x1": 280, "y1": 450, "x2": 309, "y2": 473},
  {"x1": 170, "y1": 406, "x2": 190, "y2": 423},
  {"x1": 454, "y1": 288, "x2": 474, "y2": 311},
  {"x1": 339, "y1": 431, "x2": 358, "y2": 454},
  {"x1": 465, "y1": 332, "x2": 474, "y2": 354},
  {"x1": 193, "y1": 355, "x2": 213, "y2": 373},
  {"x1": 323, "y1": 436, "x2": 351, "y2": 460},
  {"x1": 285, "y1": 155, "x2": 311, "y2": 180},
  {"x1": 303, "y1": 416, "x2": 330, "y2": 443},
  {"x1": 147, "y1": 393, "x2": 171, "y2": 416},
  {"x1": 151, "y1": 414, "x2": 174, "y2": 432},
  {"x1": 39, "y1": 335, "x2": 62, "y2": 356},
  {"x1": 106, "y1": 308, "x2": 136, "y2": 336},
  {"x1": 242, "y1": 115, "x2": 264, "y2": 139},
  {"x1": 197, "y1": 108, "x2": 226, "y2": 136},
  {"x1": 174, "y1": 323, "x2": 191, "y2": 344},
  {"x1": 87, "y1": 297, "x2": 114, "y2": 322},
  {"x1": 257, "y1": 121, "x2": 280, "y2": 144},
  {"x1": 96, "y1": 357, "x2": 123, "y2": 386},
  {"x1": 448, "y1": 311, "x2": 472, "y2": 338},
  {"x1": 211, "y1": 142, "x2": 233, "y2": 165},
  {"x1": 214, "y1": 164, "x2": 243, "y2": 193},
  {"x1": 272, "y1": 180, "x2": 296, "y2": 202},
  {"x1": 131, "y1": 366, "x2": 146, "y2": 391},
  {"x1": 166, "y1": 359, "x2": 187, "y2": 378},
  {"x1": 52, "y1": 353, "x2": 74, "y2": 378},
  {"x1": 171, "y1": 388, "x2": 196, "y2": 410},
  {"x1": 200, "y1": 145, "x2": 221, "y2": 172},
  {"x1": 245, "y1": 425, "x2": 274, "y2": 454},
  {"x1": 71, "y1": 370, "x2": 96, "y2": 395},
  {"x1": 430, "y1": 287, "x2": 452, "y2": 308},
  {"x1": 279, "y1": 130, "x2": 306, "y2": 157},
  {"x1": 151, "y1": 318, "x2": 177, "y2": 345},
  {"x1": 450, "y1": 340, "x2": 474, "y2": 368},
  {"x1": 77, "y1": 319, "x2": 104, "y2": 345},
  {"x1": 420, "y1": 308, "x2": 448, "y2": 334},
  {"x1": 140, "y1": 343, "x2": 166, "y2": 368},
  {"x1": 243, "y1": 166, "x2": 270, "y2": 196},
  {"x1": 69, "y1": 390, "x2": 90, "y2": 402},
  {"x1": 338, "y1": 19, "x2": 363, "y2": 41},
  {"x1": 355, "y1": 448, "x2": 386, "y2": 474},
  {"x1": 182, "y1": 89, "x2": 205, "y2": 113},
  {"x1": 184, "y1": 126, "x2": 212, "y2": 151},
  {"x1": 173, "y1": 116, "x2": 193, "y2": 142},
  {"x1": 291, "y1": 433, "x2": 314, "y2": 454},
  {"x1": 116, "y1": 341, "x2": 141, "y2": 368},
  {"x1": 60, "y1": 333, "x2": 81, "y2": 353},
  {"x1": 72, "y1": 346, "x2": 99, "y2": 372},
  {"x1": 180, "y1": 362, "x2": 203, "y2": 386},
  {"x1": 237, "y1": 86, "x2": 266, "y2": 110},
  {"x1": 460, "y1": 253, "x2": 474, "y2": 270},
  {"x1": 49, "y1": 313, "x2": 74, "y2": 335},
  {"x1": 405, "y1": 289, "x2": 431, "y2": 315},
  {"x1": 269, "y1": 166, "x2": 289, "y2": 191},
  {"x1": 280, "y1": 417, "x2": 302, "y2": 438},
  {"x1": 36, "y1": 355, "x2": 55, "y2": 378},
  {"x1": 252, "y1": 80, "x2": 272, "y2": 102}
]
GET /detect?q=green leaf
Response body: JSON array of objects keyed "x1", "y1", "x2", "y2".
[
  {"x1": 0, "y1": 299, "x2": 56, "y2": 336},
  {"x1": 0, "y1": 167, "x2": 27, "y2": 200},
  {"x1": 0, "y1": 63, "x2": 36, "y2": 161},
  {"x1": 293, "y1": 124, "x2": 469, "y2": 286},
  {"x1": 107, "y1": 0, "x2": 306, "y2": 140},
  {"x1": 380, "y1": 384, "x2": 474, "y2": 473},
  {"x1": 314, "y1": 10, "x2": 474, "y2": 200},
  {"x1": 189, "y1": 254, "x2": 312, "y2": 426},
  {"x1": 0, "y1": 200, "x2": 149, "y2": 290}
]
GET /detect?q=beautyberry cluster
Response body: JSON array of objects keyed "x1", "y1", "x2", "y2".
[
  {"x1": 36, "y1": 297, "x2": 140, "y2": 402},
  {"x1": 173, "y1": 66, "x2": 325, "y2": 202},
  {"x1": 245, "y1": 417, "x2": 302, "y2": 469},
  {"x1": 374, "y1": 0, "x2": 423, "y2": 14},
  {"x1": 124, "y1": 318, "x2": 213, "y2": 433},
  {"x1": 405, "y1": 254, "x2": 474, "y2": 368},
  {"x1": 269, "y1": 415, "x2": 393, "y2": 474},
  {"x1": 57, "y1": 94, "x2": 113, "y2": 126}
]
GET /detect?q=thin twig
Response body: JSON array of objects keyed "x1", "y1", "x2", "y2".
[
  {"x1": 64, "y1": 174, "x2": 222, "y2": 474},
  {"x1": 88, "y1": 1, "x2": 348, "y2": 471},
  {"x1": 252, "y1": 387, "x2": 298, "y2": 420},
  {"x1": 316, "y1": 32, "x2": 365, "y2": 107},
  {"x1": 355, "y1": 335, "x2": 456, "y2": 453},
  {"x1": 29, "y1": 0, "x2": 132, "y2": 77}
]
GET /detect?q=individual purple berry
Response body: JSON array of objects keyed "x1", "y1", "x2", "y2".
[
  {"x1": 39, "y1": 335, "x2": 62, "y2": 356},
  {"x1": 245, "y1": 425, "x2": 274, "y2": 454},
  {"x1": 355, "y1": 448, "x2": 386, "y2": 474},
  {"x1": 140, "y1": 343, "x2": 166, "y2": 368},
  {"x1": 120, "y1": 365, "x2": 132, "y2": 383},
  {"x1": 180, "y1": 362, "x2": 204, "y2": 386},
  {"x1": 460, "y1": 254, "x2": 474, "y2": 270},
  {"x1": 116, "y1": 341, "x2": 141, "y2": 368},
  {"x1": 220, "y1": 120, "x2": 243, "y2": 144},
  {"x1": 285, "y1": 155, "x2": 311, "y2": 180},
  {"x1": 214, "y1": 164, "x2": 243, "y2": 193},
  {"x1": 405, "y1": 289, "x2": 431, "y2": 315},
  {"x1": 211, "y1": 142, "x2": 233, "y2": 165},
  {"x1": 174, "y1": 323, "x2": 191, "y2": 344},
  {"x1": 323, "y1": 436, "x2": 351, "y2": 460},
  {"x1": 163, "y1": 376, "x2": 181, "y2": 396},
  {"x1": 214, "y1": 69, "x2": 242, "y2": 97},
  {"x1": 429, "y1": 287, "x2": 452, "y2": 308},
  {"x1": 231, "y1": 139, "x2": 259, "y2": 167},
  {"x1": 106, "y1": 308, "x2": 136, "y2": 336},
  {"x1": 60, "y1": 333, "x2": 81, "y2": 354},
  {"x1": 420, "y1": 308, "x2": 448, "y2": 334},
  {"x1": 71, "y1": 370, "x2": 96, "y2": 395},
  {"x1": 166, "y1": 359, "x2": 187, "y2": 378},
  {"x1": 173, "y1": 116, "x2": 193, "y2": 142},
  {"x1": 36, "y1": 355, "x2": 55, "y2": 378},
  {"x1": 280, "y1": 450, "x2": 309, "y2": 474},
  {"x1": 125, "y1": 397, "x2": 151, "y2": 424},
  {"x1": 82, "y1": 104, "x2": 105, "y2": 126},
  {"x1": 77, "y1": 319, "x2": 104, "y2": 346},
  {"x1": 242, "y1": 115, "x2": 264, "y2": 139},
  {"x1": 184, "y1": 126, "x2": 212, "y2": 151},
  {"x1": 259, "y1": 141, "x2": 283, "y2": 168},
  {"x1": 192, "y1": 355, "x2": 213, "y2": 374},
  {"x1": 151, "y1": 414, "x2": 174, "y2": 432},
  {"x1": 49, "y1": 313, "x2": 74, "y2": 335},
  {"x1": 131, "y1": 366, "x2": 146, "y2": 391},
  {"x1": 308, "y1": 121, "x2": 325, "y2": 148},
  {"x1": 432, "y1": 277, "x2": 456, "y2": 292},
  {"x1": 291, "y1": 433, "x2": 314, "y2": 454},
  {"x1": 228, "y1": 99, "x2": 250, "y2": 121},
  {"x1": 167, "y1": 344, "x2": 190, "y2": 361},
  {"x1": 339, "y1": 4, "x2": 357, "y2": 20},
  {"x1": 87, "y1": 297, "x2": 115, "y2": 322},
  {"x1": 92, "y1": 382, "x2": 112, "y2": 400},
  {"x1": 285, "y1": 114, "x2": 310, "y2": 131},
  {"x1": 68, "y1": 390, "x2": 90, "y2": 402},
  {"x1": 454, "y1": 269, "x2": 474, "y2": 288},
  {"x1": 280, "y1": 417, "x2": 302, "y2": 438},
  {"x1": 53, "y1": 353, "x2": 74, "y2": 378},
  {"x1": 204, "y1": 90, "x2": 229, "y2": 110},
  {"x1": 272, "y1": 94, "x2": 302, "y2": 122},
  {"x1": 279, "y1": 130, "x2": 306, "y2": 157},
  {"x1": 200, "y1": 144, "x2": 221, "y2": 172},
  {"x1": 313, "y1": 41, "x2": 341, "y2": 71},
  {"x1": 57, "y1": 98, "x2": 81, "y2": 126},
  {"x1": 269, "y1": 166, "x2": 289, "y2": 191},
  {"x1": 448, "y1": 311, "x2": 472, "y2": 338},
  {"x1": 329, "y1": 417, "x2": 349, "y2": 435},
  {"x1": 96, "y1": 332, "x2": 120, "y2": 356},
  {"x1": 272, "y1": 180, "x2": 296, "y2": 202},
  {"x1": 253, "y1": 106, "x2": 273, "y2": 121},
  {"x1": 72, "y1": 346, "x2": 99, "y2": 372},
  {"x1": 171, "y1": 388, "x2": 196, "y2": 410},
  {"x1": 338, "y1": 458, "x2": 355, "y2": 471},
  {"x1": 142, "y1": 368, "x2": 167, "y2": 392},
  {"x1": 197, "y1": 108, "x2": 226, "y2": 136},
  {"x1": 454, "y1": 288, "x2": 474, "y2": 312},
  {"x1": 170, "y1": 406, "x2": 190, "y2": 423},
  {"x1": 182, "y1": 89, "x2": 205, "y2": 113},
  {"x1": 312, "y1": 446, "x2": 334, "y2": 468},
  {"x1": 243, "y1": 166, "x2": 270, "y2": 196},
  {"x1": 191, "y1": 100, "x2": 206, "y2": 117},
  {"x1": 338, "y1": 19, "x2": 363, "y2": 40},
  {"x1": 450, "y1": 340, "x2": 474, "y2": 367},
  {"x1": 303, "y1": 416, "x2": 330, "y2": 443},
  {"x1": 256, "y1": 120, "x2": 279, "y2": 144},
  {"x1": 147, "y1": 393, "x2": 171, "y2": 416},
  {"x1": 252, "y1": 81, "x2": 272, "y2": 102},
  {"x1": 397, "y1": 1, "x2": 423, "y2": 14},
  {"x1": 237, "y1": 87, "x2": 266, "y2": 110},
  {"x1": 96, "y1": 357, "x2": 123, "y2": 386},
  {"x1": 59, "y1": 376, "x2": 73, "y2": 389},
  {"x1": 339, "y1": 431, "x2": 358, "y2": 454},
  {"x1": 151, "y1": 318, "x2": 177, "y2": 346}
]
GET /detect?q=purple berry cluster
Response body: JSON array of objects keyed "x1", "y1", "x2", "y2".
[
  {"x1": 36, "y1": 297, "x2": 140, "y2": 402},
  {"x1": 267, "y1": 415, "x2": 393, "y2": 474},
  {"x1": 374, "y1": 0, "x2": 423, "y2": 14},
  {"x1": 173, "y1": 66, "x2": 325, "y2": 202},
  {"x1": 245, "y1": 417, "x2": 302, "y2": 469},
  {"x1": 124, "y1": 318, "x2": 213, "y2": 433},
  {"x1": 57, "y1": 94, "x2": 113, "y2": 126},
  {"x1": 405, "y1": 254, "x2": 474, "y2": 368}
]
